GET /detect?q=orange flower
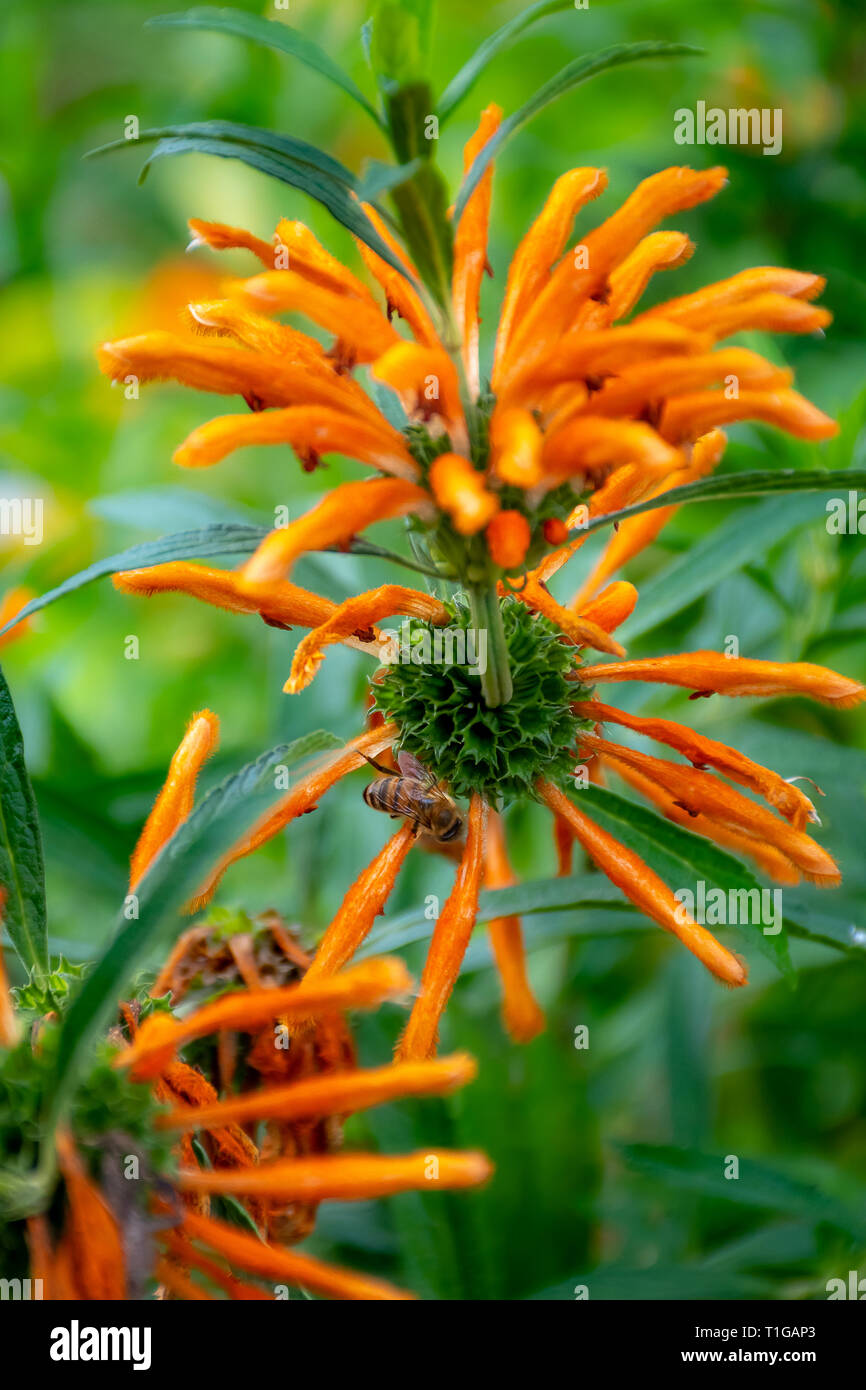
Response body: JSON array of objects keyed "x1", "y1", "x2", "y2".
[{"x1": 99, "y1": 139, "x2": 836, "y2": 610}]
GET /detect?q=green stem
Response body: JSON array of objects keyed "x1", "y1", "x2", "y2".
[{"x1": 469, "y1": 583, "x2": 513, "y2": 708}]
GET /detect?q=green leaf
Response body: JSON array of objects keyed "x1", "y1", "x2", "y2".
[
  {"x1": 438, "y1": 0, "x2": 574, "y2": 123},
  {"x1": 619, "y1": 492, "x2": 828, "y2": 641},
  {"x1": 360, "y1": 872, "x2": 637, "y2": 958},
  {"x1": 575, "y1": 784, "x2": 794, "y2": 977},
  {"x1": 89, "y1": 119, "x2": 355, "y2": 188},
  {"x1": 454, "y1": 41, "x2": 701, "y2": 220},
  {"x1": 619, "y1": 1144, "x2": 866, "y2": 1237},
  {"x1": 89, "y1": 123, "x2": 414, "y2": 283},
  {"x1": 47, "y1": 731, "x2": 342, "y2": 1130},
  {"x1": 355, "y1": 156, "x2": 422, "y2": 201},
  {"x1": 585, "y1": 467, "x2": 866, "y2": 537},
  {"x1": 0, "y1": 525, "x2": 268, "y2": 641},
  {"x1": 0, "y1": 667, "x2": 48, "y2": 980},
  {"x1": 148, "y1": 8, "x2": 383, "y2": 125}
]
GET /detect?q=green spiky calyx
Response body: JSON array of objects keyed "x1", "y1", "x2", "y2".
[{"x1": 372, "y1": 595, "x2": 595, "y2": 804}]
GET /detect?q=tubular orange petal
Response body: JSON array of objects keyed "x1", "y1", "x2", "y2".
[
  {"x1": 484, "y1": 810, "x2": 545, "y2": 1042},
  {"x1": 553, "y1": 813, "x2": 576, "y2": 876},
  {"x1": 640, "y1": 266, "x2": 826, "y2": 328},
  {"x1": 187, "y1": 218, "x2": 277, "y2": 267},
  {"x1": 519, "y1": 577, "x2": 625, "y2": 657},
  {"x1": 178, "y1": 1150, "x2": 492, "y2": 1201},
  {"x1": 488, "y1": 406, "x2": 544, "y2": 486},
  {"x1": 286, "y1": 585, "x2": 449, "y2": 693},
  {"x1": 509, "y1": 166, "x2": 728, "y2": 363},
  {"x1": 129, "y1": 710, "x2": 219, "y2": 891},
  {"x1": 573, "y1": 699, "x2": 819, "y2": 829},
  {"x1": 241, "y1": 478, "x2": 430, "y2": 584},
  {"x1": 429, "y1": 453, "x2": 499, "y2": 535},
  {"x1": 0, "y1": 588, "x2": 34, "y2": 651},
  {"x1": 580, "y1": 732, "x2": 839, "y2": 886},
  {"x1": 159, "y1": 1232, "x2": 275, "y2": 1300},
  {"x1": 503, "y1": 321, "x2": 706, "y2": 405},
  {"x1": 576, "y1": 581, "x2": 639, "y2": 634},
  {"x1": 371, "y1": 342, "x2": 467, "y2": 442},
  {"x1": 452, "y1": 104, "x2": 502, "y2": 395},
  {"x1": 485, "y1": 510, "x2": 532, "y2": 570},
  {"x1": 117, "y1": 956, "x2": 413, "y2": 1080},
  {"x1": 190, "y1": 724, "x2": 397, "y2": 908},
  {"x1": 674, "y1": 293, "x2": 832, "y2": 341},
  {"x1": 571, "y1": 428, "x2": 727, "y2": 606},
  {"x1": 175, "y1": 404, "x2": 417, "y2": 477},
  {"x1": 493, "y1": 167, "x2": 608, "y2": 385},
  {"x1": 183, "y1": 297, "x2": 329, "y2": 366},
  {"x1": 297, "y1": 824, "x2": 416, "y2": 983},
  {"x1": 160, "y1": 1053, "x2": 477, "y2": 1132},
  {"x1": 604, "y1": 230, "x2": 695, "y2": 321},
  {"x1": 114, "y1": 562, "x2": 338, "y2": 632},
  {"x1": 180, "y1": 1211, "x2": 417, "y2": 1300},
  {"x1": 659, "y1": 388, "x2": 838, "y2": 443},
  {"x1": 397, "y1": 794, "x2": 487, "y2": 1060},
  {"x1": 542, "y1": 417, "x2": 682, "y2": 484},
  {"x1": 96, "y1": 332, "x2": 380, "y2": 416},
  {"x1": 272, "y1": 218, "x2": 378, "y2": 303},
  {"x1": 579, "y1": 650, "x2": 866, "y2": 708},
  {"x1": 539, "y1": 781, "x2": 747, "y2": 986},
  {"x1": 588, "y1": 349, "x2": 791, "y2": 418},
  {"x1": 232, "y1": 271, "x2": 398, "y2": 362},
  {"x1": 356, "y1": 202, "x2": 442, "y2": 348},
  {"x1": 610, "y1": 758, "x2": 803, "y2": 885}
]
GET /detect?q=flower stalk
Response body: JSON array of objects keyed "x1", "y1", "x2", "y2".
[{"x1": 468, "y1": 582, "x2": 513, "y2": 708}]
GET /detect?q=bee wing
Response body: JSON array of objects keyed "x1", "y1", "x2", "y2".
[{"x1": 396, "y1": 749, "x2": 434, "y2": 784}]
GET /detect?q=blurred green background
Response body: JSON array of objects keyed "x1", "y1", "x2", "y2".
[{"x1": 1, "y1": 0, "x2": 865, "y2": 1298}]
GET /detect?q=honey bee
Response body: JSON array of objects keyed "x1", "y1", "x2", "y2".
[{"x1": 362, "y1": 749, "x2": 463, "y2": 843}]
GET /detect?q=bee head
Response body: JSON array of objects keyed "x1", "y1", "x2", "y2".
[{"x1": 434, "y1": 806, "x2": 463, "y2": 841}]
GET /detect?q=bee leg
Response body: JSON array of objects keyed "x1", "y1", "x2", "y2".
[{"x1": 359, "y1": 751, "x2": 395, "y2": 776}]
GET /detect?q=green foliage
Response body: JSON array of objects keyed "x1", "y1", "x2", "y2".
[
  {"x1": 372, "y1": 596, "x2": 588, "y2": 802},
  {"x1": 149, "y1": 8, "x2": 383, "y2": 124},
  {"x1": 0, "y1": 666, "x2": 48, "y2": 979},
  {"x1": 453, "y1": 41, "x2": 704, "y2": 220}
]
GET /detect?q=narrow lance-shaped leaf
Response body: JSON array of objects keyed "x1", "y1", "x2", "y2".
[
  {"x1": 47, "y1": 731, "x2": 342, "y2": 1131},
  {"x1": 0, "y1": 666, "x2": 49, "y2": 980},
  {"x1": 0, "y1": 524, "x2": 269, "y2": 641},
  {"x1": 148, "y1": 8, "x2": 383, "y2": 126},
  {"x1": 583, "y1": 468, "x2": 866, "y2": 536},
  {"x1": 438, "y1": 0, "x2": 575, "y2": 123},
  {"x1": 454, "y1": 41, "x2": 703, "y2": 220},
  {"x1": 88, "y1": 123, "x2": 416, "y2": 284}
]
